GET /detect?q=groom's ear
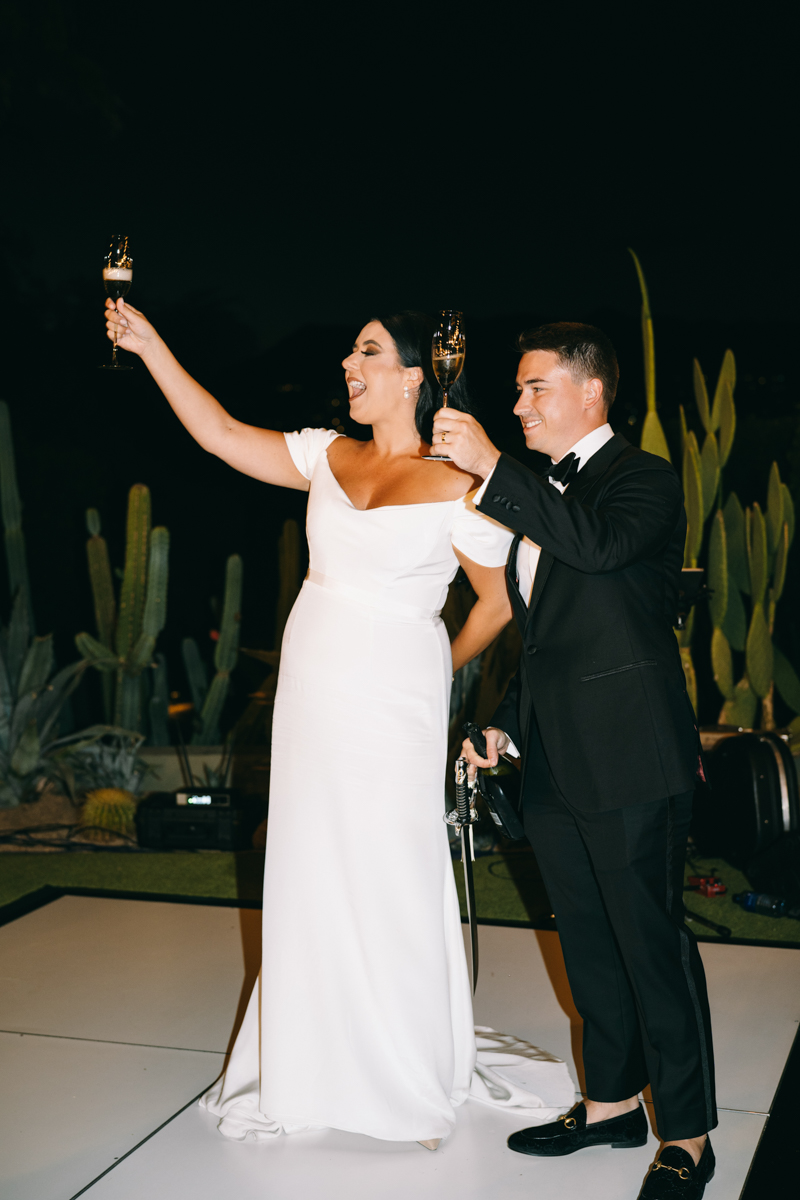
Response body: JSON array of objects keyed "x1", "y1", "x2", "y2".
[{"x1": 584, "y1": 377, "x2": 605, "y2": 412}]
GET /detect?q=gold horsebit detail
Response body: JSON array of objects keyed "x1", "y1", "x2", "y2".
[
  {"x1": 652, "y1": 1161, "x2": 691, "y2": 1180},
  {"x1": 557, "y1": 1114, "x2": 692, "y2": 1180}
]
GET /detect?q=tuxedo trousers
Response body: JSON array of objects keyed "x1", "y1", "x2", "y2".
[{"x1": 522, "y1": 720, "x2": 717, "y2": 1141}]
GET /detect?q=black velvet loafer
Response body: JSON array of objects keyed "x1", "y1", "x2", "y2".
[
  {"x1": 638, "y1": 1140, "x2": 715, "y2": 1198},
  {"x1": 507, "y1": 1101, "x2": 649, "y2": 1157}
]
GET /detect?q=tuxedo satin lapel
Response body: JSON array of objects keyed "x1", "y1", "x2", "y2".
[
  {"x1": 565, "y1": 433, "x2": 631, "y2": 503},
  {"x1": 527, "y1": 435, "x2": 629, "y2": 619},
  {"x1": 527, "y1": 549, "x2": 554, "y2": 620},
  {"x1": 506, "y1": 532, "x2": 528, "y2": 626}
]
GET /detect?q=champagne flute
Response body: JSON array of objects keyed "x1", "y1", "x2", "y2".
[
  {"x1": 423, "y1": 309, "x2": 465, "y2": 461},
  {"x1": 99, "y1": 233, "x2": 134, "y2": 371}
]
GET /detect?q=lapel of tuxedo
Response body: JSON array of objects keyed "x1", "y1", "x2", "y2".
[
  {"x1": 525, "y1": 433, "x2": 631, "y2": 622},
  {"x1": 568, "y1": 433, "x2": 631, "y2": 503},
  {"x1": 506, "y1": 532, "x2": 528, "y2": 627}
]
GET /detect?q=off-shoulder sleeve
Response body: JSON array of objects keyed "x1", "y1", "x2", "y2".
[
  {"x1": 451, "y1": 489, "x2": 515, "y2": 567},
  {"x1": 283, "y1": 428, "x2": 342, "y2": 480}
]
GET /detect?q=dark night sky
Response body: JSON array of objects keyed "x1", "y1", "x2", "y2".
[
  {"x1": 3, "y1": 2, "x2": 796, "y2": 337},
  {"x1": 0, "y1": 2, "x2": 796, "y2": 728}
]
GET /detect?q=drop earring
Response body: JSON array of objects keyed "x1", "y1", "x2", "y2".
[{"x1": 404, "y1": 386, "x2": 410, "y2": 398}]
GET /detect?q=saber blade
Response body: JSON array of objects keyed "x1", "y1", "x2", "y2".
[
  {"x1": 461, "y1": 826, "x2": 479, "y2": 993},
  {"x1": 455, "y1": 757, "x2": 479, "y2": 994}
]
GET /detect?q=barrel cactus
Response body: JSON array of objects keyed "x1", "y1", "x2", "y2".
[{"x1": 78, "y1": 787, "x2": 138, "y2": 842}]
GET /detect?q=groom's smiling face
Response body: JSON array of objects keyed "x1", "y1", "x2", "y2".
[{"x1": 513, "y1": 349, "x2": 605, "y2": 461}]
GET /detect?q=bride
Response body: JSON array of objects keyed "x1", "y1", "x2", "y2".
[{"x1": 104, "y1": 300, "x2": 515, "y2": 1147}]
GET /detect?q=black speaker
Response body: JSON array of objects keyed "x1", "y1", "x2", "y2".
[
  {"x1": 692, "y1": 732, "x2": 799, "y2": 866},
  {"x1": 135, "y1": 790, "x2": 263, "y2": 851}
]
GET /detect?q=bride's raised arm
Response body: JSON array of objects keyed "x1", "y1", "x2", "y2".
[{"x1": 104, "y1": 297, "x2": 308, "y2": 490}]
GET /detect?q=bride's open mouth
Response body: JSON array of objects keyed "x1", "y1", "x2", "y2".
[{"x1": 348, "y1": 380, "x2": 366, "y2": 401}]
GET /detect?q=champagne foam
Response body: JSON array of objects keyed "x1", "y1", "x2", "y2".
[{"x1": 103, "y1": 267, "x2": 133, "y2": 280}]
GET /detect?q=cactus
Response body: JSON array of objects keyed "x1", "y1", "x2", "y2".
[
  {"x1": 713, "y1": 461, "x2": 799, "y2": 730},
  {"x1": 149, "y1": 653, "x2": 169, "y2": 746},
  {"x1": 628, "y1": 249, "x2": 671, "y2": 463},
  {"x1": 191, "y1": 554, "x2": 242, "y2": 744},
  {"x1": 181, "y1": 636, "x2": 209, "y2": 713},
  {"x1": 79, "y1": 788, "x2": 138, "y2": 842},
  {"x1": 76, "y1": 485, "x2": 170, "y2": 736},
  {"x1": 0, "y1": 401, "x2": 34, "y2": 631},
  {"x1": 274, "y1": 519, "x2": 302, "y2": 647},
  {"x1": 232, "y1": 520, "x2": 301, "y2": 746},
  {"x1": 85, "y1": 508, "x2": 116, "y2": 721},
  {"x1": 676, "y1": 348, "x2": 743, "y2": 713}
]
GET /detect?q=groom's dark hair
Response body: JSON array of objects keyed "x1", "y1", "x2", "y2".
[{"x1": 517, "y1": 322, "x2": 619, "y2": 410}]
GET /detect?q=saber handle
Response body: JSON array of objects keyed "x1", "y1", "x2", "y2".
[{"x1": 455, "y1": 756, "x2": 470, "y2": 826}]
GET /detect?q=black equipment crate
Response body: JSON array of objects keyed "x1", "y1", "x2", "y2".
[
  {"x1": 136, "y1": 790, "x2": 263, "y2": 851},
  {"x1": 692, "y1": 731, "x2": 799, "y2": 867}
]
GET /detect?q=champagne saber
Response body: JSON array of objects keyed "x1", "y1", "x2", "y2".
[{"x1": 452, "y1": 756, "x2": 479, "y2": 994}]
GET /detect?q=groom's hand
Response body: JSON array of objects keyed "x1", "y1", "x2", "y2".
[
  {"x1": 432, "y1": 408, "x2": 501, "y2": 479},
  {"x1": 462, "y1": 727, "x2": 510, "y2": 772}
]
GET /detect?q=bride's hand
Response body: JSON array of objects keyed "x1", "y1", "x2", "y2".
[{"x1": 105, "y1": 296, "x2": 160, "y2": 359}]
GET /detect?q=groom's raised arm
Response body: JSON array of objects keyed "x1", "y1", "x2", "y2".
[{"x1": 478, "y1": 452, "x2": 683, "y2": 574}]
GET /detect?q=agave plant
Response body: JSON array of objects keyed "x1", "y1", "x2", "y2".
[
  {"x1": 49, "y1": 724, "x2": 152, "y2": 796},
  {"x1": 0, "y1": 591, "x2": 87, "y2": 807}
]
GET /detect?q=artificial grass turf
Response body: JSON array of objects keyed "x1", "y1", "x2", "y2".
[
  {"x1": 0, "y1": 851, "x2": 266, "y2": 909},
  {"x1": 1, "y1": 849, "x2": 798, "y2": 944}
]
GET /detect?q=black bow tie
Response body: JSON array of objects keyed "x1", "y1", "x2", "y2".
[{"x1": 548, "y1": 452, "x2": 580, "y2": 486}]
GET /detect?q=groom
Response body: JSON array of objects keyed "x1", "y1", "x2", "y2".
[{"x1": 434, "y1": 323, "x2": 717, "y2": 1199}]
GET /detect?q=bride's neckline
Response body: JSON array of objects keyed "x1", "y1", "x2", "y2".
[{"x1": 323, "y1": 450, "x2": 466, "y2": 513}]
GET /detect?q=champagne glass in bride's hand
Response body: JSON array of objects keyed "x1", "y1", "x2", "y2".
[
  {"x1": 423, "y1": 309, "x2": 465, "y2": 461},
  {"x1": 100, "y1": 233, "x2": 133, "y2": 371}
]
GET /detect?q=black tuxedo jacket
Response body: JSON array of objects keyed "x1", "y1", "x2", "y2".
[{"x1": 479, "y1": 434, "x2": 699, "y2": 812}]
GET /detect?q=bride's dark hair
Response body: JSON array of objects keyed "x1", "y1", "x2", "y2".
[{"x1": 375, "y1": 311, "x2": 476, "y2": 445}]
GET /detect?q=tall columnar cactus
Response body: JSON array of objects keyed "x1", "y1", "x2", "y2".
[
  {"x1": 85, "y1": 508, "x2": 116, "y2": 722},
  {"x1": 0, "y1": 401, "x2": 34, "y2": 630},
  {"x1": 274, "y1": 519, "x2": 301, "y2": 648},
  {"x1": 149, "y1": 652, "x2": 170, "y2": 746},
  {"x1": 628, "y1": 249, "x2": 671, "y2": 464},
  {"x1": 191, "y1": 554, "x2": 242, "y2": 744},
  {"x1": 232, "y1": 518, "x2": 301, "y2": 746},
  {"x1": 182, "y1": 635, "x2": 209, "y2": 715},
  {"x1": 75, "y1": 485, "x2": 170, "y2": 734}
]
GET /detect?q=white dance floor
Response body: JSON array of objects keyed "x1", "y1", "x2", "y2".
[{"x1": 0, "y1": 894, "x2": 797, "y2": 1199}]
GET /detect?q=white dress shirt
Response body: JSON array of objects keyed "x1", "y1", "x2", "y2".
[{"x1": 476, "y1": 423, "x2": 615, "y2": 606}]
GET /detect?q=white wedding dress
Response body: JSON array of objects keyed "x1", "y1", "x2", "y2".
[{"x1": 201, "y1": 428, "x2": 573, "y2": 1143}]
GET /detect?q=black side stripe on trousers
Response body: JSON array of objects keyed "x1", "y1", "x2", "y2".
[{"x1": 667, "y1": 797, "x2": 715, "y2": 1130}]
